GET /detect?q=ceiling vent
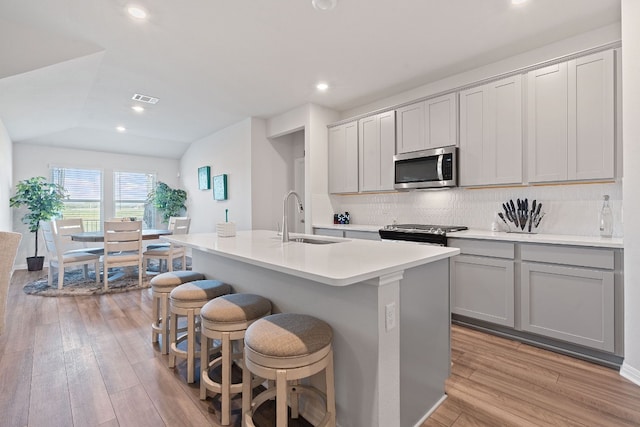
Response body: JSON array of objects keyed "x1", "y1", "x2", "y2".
[{"x1": 131, "y1": 93, "x2": 159, "y2": 104}]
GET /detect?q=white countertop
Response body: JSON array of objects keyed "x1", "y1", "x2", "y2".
[
  {"x1": 313, "y1": 223, "x2": 623, "y2": 249},
  {"x1": 449, "y1": 229, "x2": 623, "y2": 249},
  {"x1": 313, "y1": 223, "x2": 382, "y2": 232},
  {"x1": 163, "y1": 229, "x2": 459, "y2": 287}
]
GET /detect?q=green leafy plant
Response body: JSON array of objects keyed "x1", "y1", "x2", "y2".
[
  {"x1": 9, "y1": 176, "x2": 66, "y2": 258},
  {"x1": 147, "y1": 182, "x2": 187, "y2": 224}
]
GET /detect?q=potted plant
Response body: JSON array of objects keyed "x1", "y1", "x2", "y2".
[
  {"x1": 9, "y1": 176, "x2": 66, "y2": 271},
  {"x1": 147, "y1": 182, "x2": 187, "y2": 224}
]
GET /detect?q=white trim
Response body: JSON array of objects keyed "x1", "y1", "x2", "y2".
[
  {"x1": 414, "y1": 394, "x2": 448, "y2": 427},
  {"x1": 620, "y1": 361, "x2": 640, "y2": 387}
]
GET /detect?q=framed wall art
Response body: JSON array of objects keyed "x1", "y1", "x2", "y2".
[
  {"x1": 213, "y1": 174, "x2": 228, "y2": 200},
  {"x1": 198, "y1": 166, "x2": 211, "y2": 190}
]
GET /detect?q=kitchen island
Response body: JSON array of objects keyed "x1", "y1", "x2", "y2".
[{"x1": 163, "y1": 230, "x2": 459, "y2": 427}]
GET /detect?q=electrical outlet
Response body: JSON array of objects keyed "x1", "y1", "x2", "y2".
[{"x1": 385, "y1": 302, "x2": 396, "y2": 331}]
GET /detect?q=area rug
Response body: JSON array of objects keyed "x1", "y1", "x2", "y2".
[{"x1": 23, "y1": 257, "x2": 191, "y2": 297}]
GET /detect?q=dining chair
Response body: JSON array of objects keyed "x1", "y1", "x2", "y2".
[
  {"x1": 146, "y1": 216, "x2": 188, "y2": 250},
  {"x1": 143, "y1": 217, "x2": 190, "y2": 275},
  {"x1": 40, "y1": 220, "x2": 101, "y2": 290},
  {"x1": 0, "y1": 231, "x2": 21, "y2": 335},
  {"x1": 54, "y1": 218, "x2": 104, "y2": 255},
  {"x1": 103, "y1": 220, "x2": 143, "y2": 289}
]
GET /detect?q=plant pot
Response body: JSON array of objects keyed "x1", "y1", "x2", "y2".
[{"x1": 27, "y1": 256, "x2": 45, "y2": 271}]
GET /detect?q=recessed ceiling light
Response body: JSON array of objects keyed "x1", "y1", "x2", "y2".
[
  {"x1": 131, "y1": 105, "x2": 145, "y2": 113},
  {"x1": 311, "y1": 0, "x2": 337, "y2": 11},
  {"x1": 316, "y1": 82, "x2": 329, "y2": 91},
  {"x1": 127, "y1": 6, "x2": 147, "y2": 20},
  {"x1": 116, "y1": 126, "x2": 126, "y2": 132},
  {"x1": 132, "y1": 93, "x2": 159, "y2": 104},
  {"x1": 511, "y1": 0, "x2": 528, "y2": 5}
]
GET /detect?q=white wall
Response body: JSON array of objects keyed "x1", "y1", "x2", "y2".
[
  {"x1": 12, "y1": 143, "x2": 180, "y2": 266},
  {"x1": 266, "y1": 103, "x2": 340, "y2": 233},
  {"x1": 0, "y1": 119, "x2": 12, "y2": 231},
  {"x1": 621, "y1": 0, "x2": 640, "y2": 386},
  {"x1": 180, "y1": 118, "x2": 253, "y2": 232},
  {"x1": 251, "y1": 118, "x2": 293, "y2": 231}
]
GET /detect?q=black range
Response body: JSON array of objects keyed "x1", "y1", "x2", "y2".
[{"x1": 379, "y1": 223, "x2": 468, "y2": 246}]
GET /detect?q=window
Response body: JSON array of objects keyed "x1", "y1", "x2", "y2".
[
  {"x1": 51, "y1": 167, "x2": 102, "y2": 231},
  {"x1": 114, "y1": 171, "x2": 156, "y2": 228}
]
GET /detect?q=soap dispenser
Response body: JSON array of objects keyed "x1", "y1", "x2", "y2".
[{"x1": 599, "y1": 195, "x2": 613, "y2": 238}]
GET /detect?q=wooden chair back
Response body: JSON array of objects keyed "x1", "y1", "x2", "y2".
[
  {"x1": 0, "y1": 231, "x2": 21, "y2": 335},
  {"x1": 168, "y1": 216, "x2": 188, "y2": 231},
  {"x1": 172, "y1": 217, "x2": 191, "y2": 235},
  {"x1": 40, "y1": 220, "x2": 63, "y2": 260},
  {"x1": 53, "y1": 218, "x2": 85, "y2": 251},
  {"x1": 104, "y1": 220, "x2": 143, "y2": 255}
]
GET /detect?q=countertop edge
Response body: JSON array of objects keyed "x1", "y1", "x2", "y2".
[
  {"x1": 449, "y1": 229, "x2": 624, "y2": 249},
  {"x1": 163, "y1": 231, "x2": 460, "y2": 287}
]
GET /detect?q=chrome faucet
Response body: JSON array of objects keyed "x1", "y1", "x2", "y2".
[{"x1": 282, "y1": 190, "x2": 304, "y2": 242}]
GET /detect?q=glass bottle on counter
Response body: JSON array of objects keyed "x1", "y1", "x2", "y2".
[{"x1": 599, "y1": 195, "x2": 613, "y2": 238}]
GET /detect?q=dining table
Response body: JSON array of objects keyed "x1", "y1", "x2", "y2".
[{"x1": 70, "y1": 229, "x2": 172, "y2": 242}]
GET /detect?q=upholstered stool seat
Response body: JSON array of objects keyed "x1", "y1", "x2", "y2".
[
  {"x1": 169, "y1": 279, "x2": 230, "y2": 383},
  {"x1": 243, "y1": 313, "x2": 336, "y2": 427},
  {"x1": 200, "y1": 293, "x2": 272, "y2": 425},
  {"x1": 151, "y1": 270, "x2": 204, "y2": 354}
]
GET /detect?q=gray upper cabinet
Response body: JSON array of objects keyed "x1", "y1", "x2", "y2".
[
  {"x1": 527, "y1": 50, "x2": 615, "y2": 183},
  {"x1": 459, "y1": 75, "x2": 523, "y2": 186},
  {"x1": 358, "y1": 111, "x2": 396, "y2": 192},
  {"x1": 328, "y1": 121, "x2": 358, "y2": 194},
  {"x1": 396, "y1": 93, "x2": 457, "y2": 154}
]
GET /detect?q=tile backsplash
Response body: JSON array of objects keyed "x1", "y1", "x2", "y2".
[{"x1": 330, "y1": 181, "x2": 623, "y2": 237}]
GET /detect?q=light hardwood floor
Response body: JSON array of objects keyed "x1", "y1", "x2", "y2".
[
  {"x1": 2, "y1": 269, "x2": 640, "y2": 426},
  {"x1": 426, "y1": 325, "x2": 640, "y2": 427}
]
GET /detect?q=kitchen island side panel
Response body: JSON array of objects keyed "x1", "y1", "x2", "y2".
[
  {"x1": 192, "y1": 249, "x2": 451, "y2": 427},
  {"x1": 400, "y1": 259, "x2": 451, "y2": 427}
]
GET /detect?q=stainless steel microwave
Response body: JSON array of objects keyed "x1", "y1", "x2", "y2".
[{"x1": 393, "y1": 146, "x2": 458, "y2": 190}]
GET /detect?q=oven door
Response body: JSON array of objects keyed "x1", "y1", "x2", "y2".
[{"x1": 393, "y1": 146, "x2": 457, "y2": 190}]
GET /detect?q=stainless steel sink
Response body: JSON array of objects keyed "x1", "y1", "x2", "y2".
[{"x1": 291, "y1": 237, "x2": 341, "y2": 245}]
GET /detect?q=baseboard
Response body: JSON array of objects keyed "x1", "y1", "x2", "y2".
[
  {"x1": 413, "y1": 394, "x2": 447, "y2": 427},
  {"x1": 620, "y1": 361, "x2": 640, "y2": 387},
  {"x1": 14, "y1": 263, "x2": 27, "y2": 271}
]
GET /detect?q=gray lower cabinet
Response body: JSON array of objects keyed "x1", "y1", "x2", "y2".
[
  {"x1": 451, "y1": 255, "x2": 515, "y2": 327},
  {"x1": 520, "y1": 245, "x2": 615, "y2": 352},
  {"x1": 449, "y1": 238, "x2": 621, "y2": 356},
  {"x1": 313, "y1": 228, "x2": 380, "y2": 240},
  {"x1": 313, "y1": 228, "x2": 344, "y2": 238}
]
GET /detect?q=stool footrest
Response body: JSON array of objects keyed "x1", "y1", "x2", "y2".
[{"x1": 245, "y1": 384, "x2": 333, "y2": 427}]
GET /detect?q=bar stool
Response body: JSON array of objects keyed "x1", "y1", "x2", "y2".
[
  {"x1": 150, "y1": 270, "x2": 204, "y2": 354},
  {"x1": 200, "y1": 293, "x2": 272, "y2": 425},
  {"x1": 169, "y1": 279, "x2": 231, "y2": 383},
  {"x1": 243, "y1": 313, "x2": 336, "y2": 427}
]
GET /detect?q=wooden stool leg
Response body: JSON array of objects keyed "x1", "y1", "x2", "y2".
[
  {"x1": 276, "y1": 369, "x2": 288, "y2": 427},
  {"x1": 326, "y1": 351, "x2": 336, "y2": 427},
  {"x1": 187, "y1": 309, "x2": 196, "y2": 383},
  {"x1": 290, "y1": 380, "x2": 299, "y2": 419},
  {"x1": 200, "y1": 334, "x2": 210, "y2": 400},
  {"x1": 222, "y1": 332, "x2": 231, "y2": 425},
  {"x1": 169, "y1": 309, "x2": 178, "y2": 368},
  {"x1": 160, "y1": 293, "x2": 171, "y2": 355},
  {"x1": 151, "y1": 294, "x2": 159, "y2": 344},
  {"x1": 242, "y1": 349, "x2": 252, "y2": 427}
]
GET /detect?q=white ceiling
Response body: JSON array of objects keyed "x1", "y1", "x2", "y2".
[{"x1": 0, "y1": 0, "x2": 621, "y2": 159}]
